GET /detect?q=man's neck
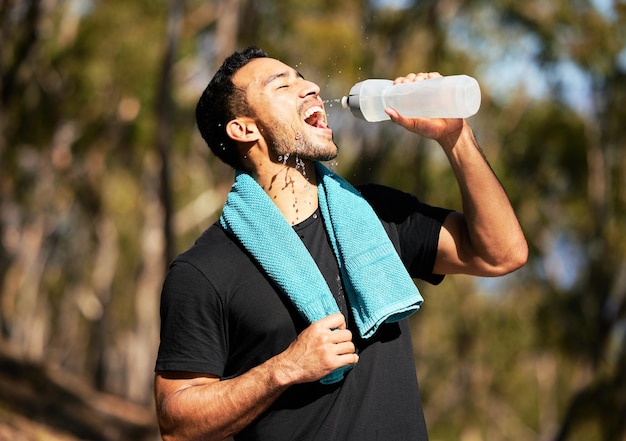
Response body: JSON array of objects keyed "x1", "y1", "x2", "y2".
[{"x1": 255, "y1": 161, "x2": 319, "y2": 226}]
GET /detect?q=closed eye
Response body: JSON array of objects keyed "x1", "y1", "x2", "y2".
[{"x1": 265, "y1": 69, "x2": 303, "y2": 90}]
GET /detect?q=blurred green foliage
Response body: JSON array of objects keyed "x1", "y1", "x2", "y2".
[{"x1": 1, "y1": 0, "x2": 625, "y2": 439}]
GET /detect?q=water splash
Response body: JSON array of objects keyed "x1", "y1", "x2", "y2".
[
  {"x1": 322, "y1": 98, "x2": 344, "y2": 108},
  {"x1": 295, "y1": 157, "x2": 305, "y2": 172},
  {"x1": 278, "y1": 153, "x2": 290, "y2": 164},
  {"x1": 326, "y1": 159, "x2": 339, "y2": 172}
]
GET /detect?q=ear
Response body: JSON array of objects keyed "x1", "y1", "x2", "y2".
[{"x1": 226, "y1": 117, "x2": 261, "y2": 143}]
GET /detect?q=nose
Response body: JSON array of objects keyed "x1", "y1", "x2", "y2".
[{"x1": 299, "y1": 79, "x2": 320, "y2": 98}]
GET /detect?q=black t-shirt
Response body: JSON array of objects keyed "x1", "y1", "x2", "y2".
[{"x1": 155, "y1": 183, "x2": 451, "y2": 441}]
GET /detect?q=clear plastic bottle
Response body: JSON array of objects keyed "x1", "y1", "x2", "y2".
[{"x1": 340, "y1": 75, "x2": 481, "y2": 122}]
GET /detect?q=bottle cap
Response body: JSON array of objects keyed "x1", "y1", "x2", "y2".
[{"x1": 343, "y1": 82, "x2": 366, "y2": 120}]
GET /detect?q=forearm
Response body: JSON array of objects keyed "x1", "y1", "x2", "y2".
[
  {"x1": 155, "y1": 313, "x2": 357, "y2": 441},
  {"x1": 439, "y1": 123, "x2": 528, "y2": 274},
  {"x1": 156, "y1": 358, "x2": 290, "y2": 441}
]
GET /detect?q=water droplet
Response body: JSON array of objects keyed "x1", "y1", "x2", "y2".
[{"x1": 322, "y1": 98, "x2": 343, "y2": 106}]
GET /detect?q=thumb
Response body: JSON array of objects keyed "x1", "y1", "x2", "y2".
[{"x1": 385, "y1": 107, "x2": 400, "y2": 121}]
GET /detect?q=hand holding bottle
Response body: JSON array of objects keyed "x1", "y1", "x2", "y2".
[{"x1": 386, "y1": 72, "x2": 465, "y2": 144}]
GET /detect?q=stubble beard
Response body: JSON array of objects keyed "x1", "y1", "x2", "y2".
[{"x1": 268, "y1": 126, "x2": 338, "y2": 164}]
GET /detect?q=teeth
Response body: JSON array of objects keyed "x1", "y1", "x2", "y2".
[{"x1": 304, "y1": 106, "x2": 324, "y2": 120}]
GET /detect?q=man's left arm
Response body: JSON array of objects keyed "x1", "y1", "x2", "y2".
[
  {"x1": 432, "y1": 122, "x2": 528, "y2": 276},
  {"x1": 386, "y1": 83, "x2": 528, "y2": 276}
]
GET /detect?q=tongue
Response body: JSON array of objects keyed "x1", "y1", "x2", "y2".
[
  {"x1": 304, "y1": 109, "x2": 329, "y2": 129},
  {"x1": 316, "y1": 118, "x2": 328, "y2": 129},
  {"x1": 306, "y1": 113, "x2": 327, "y2": 129},
  {"x1": 305, "y1": 113, "x2": 318, "y2": 127}
]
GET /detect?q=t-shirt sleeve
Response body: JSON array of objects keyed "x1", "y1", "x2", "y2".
[
  {"x1": 358, "y1": 183, "x2": 452, "y2": 285},
  {"x1": 155, "y1": 259, "x2": 228, "y2": 376}
]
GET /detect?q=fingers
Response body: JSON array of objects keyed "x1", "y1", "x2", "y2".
[
  {"x1": 393, "y1": 71, "x2": 442, "y2": 84},
  {"x1": 275, "y1": 312, "x2": 361, "y2": 385},
  {"x1": 320, "y1": 333, "x2": 359, "y2": 369},
  {"x1": 309, "y1": 313, "x2": 358, "y2": 364},
  {"x1": 335, "y1": 341, "x2": 359, "y2": 362},
  {"x1": 315, "y1": 312, "x2": 347, "y2": 330},
  {"x1": 387, "y1": 109, "x2": 462, "y2": 141},
  {"x1": 319, "y1": 316, "x2": 358, "y2": 364},
  {"x1": 311, "y1": 313, "x2": 353, "y2": 345},
  {"x1": 334, "y1": 350, "x2": 360, "y2": 371},
  {"x1": 328, "y1": 328, "x2": 354, "y2": 349}
]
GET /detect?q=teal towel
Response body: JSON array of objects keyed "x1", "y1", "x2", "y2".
[{"x1": 220, "y1": 162, "x2": 423, "y2": 383}]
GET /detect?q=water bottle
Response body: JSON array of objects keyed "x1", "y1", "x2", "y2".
[{"x1": 340, "y1": 75, "x2": 481, "y2": 122}]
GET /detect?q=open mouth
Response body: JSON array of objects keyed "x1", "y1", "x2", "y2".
[{"x1": 304, "y1": 106, "x2": 328, "y2": 129}]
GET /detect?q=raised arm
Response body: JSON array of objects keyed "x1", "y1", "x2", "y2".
[
  {"x1": 154, "y1": 313, "x2": 358, "y2": 441},
  {"x1": 386, "y1": 73, "x2": 528, "y2": 277}
]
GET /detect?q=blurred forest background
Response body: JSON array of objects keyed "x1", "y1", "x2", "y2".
[{"x1": 1, "y1": 0, "x2": 626, "y2": 440}]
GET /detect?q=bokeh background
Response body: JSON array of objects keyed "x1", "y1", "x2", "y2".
[{"x1": 1, "y1": 0, "x2": 625, "y2": 440}]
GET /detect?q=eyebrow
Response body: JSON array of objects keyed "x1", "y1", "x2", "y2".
[{"x1": 263, "y1": 69, "x2": 305, "y2": 86}]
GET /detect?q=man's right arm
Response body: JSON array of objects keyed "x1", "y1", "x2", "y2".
[{"x1": 154, "y1": 312, "x2": 358, "y2": 441}]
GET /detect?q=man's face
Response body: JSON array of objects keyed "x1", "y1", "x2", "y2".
[{"x1": 232, "y1": 57, "x2": 338, "y2": 162}]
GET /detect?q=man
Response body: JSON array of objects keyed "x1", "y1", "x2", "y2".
[{"x1": 154, "y1": 47, "x2": 527, "y2": 441}]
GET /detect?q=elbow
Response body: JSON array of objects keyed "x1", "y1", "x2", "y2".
[
  {"x1": 157, "y1": 410, "x2": 226, "y2": 441},
  {"x1": 155, "y1": 394, "x2": 178, "y2": 441},
  {"x1": 490, "y1": 237, "x2": 529, "y2": 276},
  {"x1": 157, "y1": 423, "x2": 203, "y2": 441},
  {"x1": 156, "y1": 413, "x2": 205, "y2": 441},
  {"x1": 156, "y1": 413, "x2": 178, "y2": 441},
  {"x1": 510, "y1": 234, "x2": 529, "y2": 271},
  {"x1": 514, "y1": 239, "x2": 529, "y2": 270},
  {"x1": 155, "y1": 400, "x2": 192, "y2": 441},
  {"x1": 503, "y1": 250, "x2": 528, "y2": 275}
]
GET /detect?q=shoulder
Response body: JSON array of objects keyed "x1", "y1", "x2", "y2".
[
  {"x1": 356, "y1": 183, "x2": 450, "y2": 224},
  {"x1": 160, "y1": 221, "x2": 266, "y2": 328},
  {"x1": 174, "y1": 222, "x2": 247, "y2": 270},
  {"x1": 165, "y1": 222, "x2": 255, "y2": 294}
]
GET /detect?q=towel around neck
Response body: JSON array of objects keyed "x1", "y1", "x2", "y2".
[{"x1": 220, "y1": 162, "x2": 423, "y2": 383}]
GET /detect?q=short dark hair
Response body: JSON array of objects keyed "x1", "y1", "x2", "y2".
[{"x1": 196, "y1": 47, "x2": 268, "y2": 169}]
